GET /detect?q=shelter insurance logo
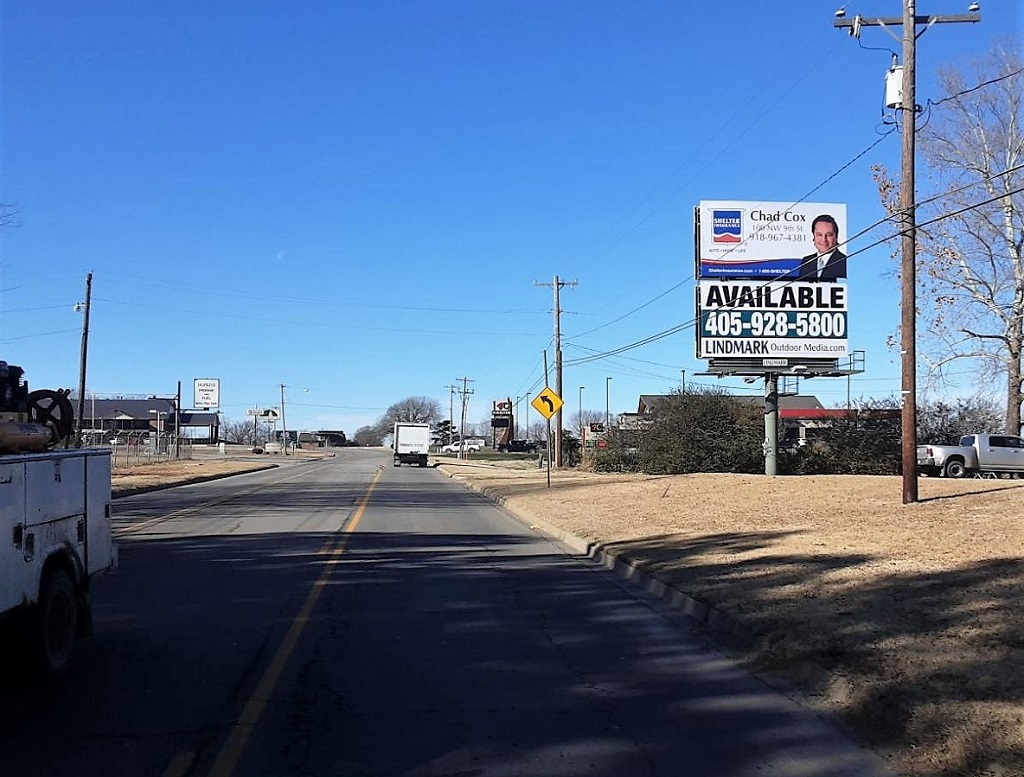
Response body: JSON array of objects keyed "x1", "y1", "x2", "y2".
[{"x1": 711, "y1": 209, "x2": 743, "y2": 244}]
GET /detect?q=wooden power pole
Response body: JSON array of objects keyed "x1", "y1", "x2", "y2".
[{"x1": 835, "y1": 2, "x2": 980, "y2": 503}]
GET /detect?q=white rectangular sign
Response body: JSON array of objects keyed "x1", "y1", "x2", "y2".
[
  {"x1": 696, "y1": 280, "x2": 849, "y2": 359},
  {"x1": 194, "y1": 378, "x2": 221, "y2": 409}
]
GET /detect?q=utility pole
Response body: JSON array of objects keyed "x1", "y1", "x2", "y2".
[
  {"x1": 175, "y1": 381, "x2": 181, "y2": 459},
  {"x1": 605, "y1": 376, "x2": 612, "y2": 429},
  {"x1": 75, "y1": 272, "x2": 93, "y2": 448},
  {"x1": 280, "y1": 383, "x2": 288, "y2": 455},
  {"x1": 444, "y1": 384, "x2": 457, "y2": 445},
  {"x1": 534, "y1": 275, "x2": 577, "y2": 466},
  {"x1": 456, "y1": 377, "x2": 474, "y2": 459},
  {"x1": 835, "y1": 2, "x2": 979, "y2": 504}
]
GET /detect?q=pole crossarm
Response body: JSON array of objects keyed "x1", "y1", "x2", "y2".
[{"x1": 835, "y1": 13, "x2": 979, "y2": 43}]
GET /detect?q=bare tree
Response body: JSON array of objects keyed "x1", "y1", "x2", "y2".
[
  {"x1": 918, "y1": 394, "x2": 1004, "y2": 444},
  {"x1": 221, "y1": 417, "x2": 256, "y2": 445},
  {"x1": 527, "y1": 421, "x2": 548, "y2": 442},
  {"x1": 874, "y1": 41, "x2": 1024, "y2": 431},
  {"x1": 570, "y1": 409, "x2": 607, "y2": 436},
  {"x1": 374, "y1": 396, "x2": 443, "y2": 436},
  {"x1": 353, "y1": 425, "x2": 384, "y2": 447}
]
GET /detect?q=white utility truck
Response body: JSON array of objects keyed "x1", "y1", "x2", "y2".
[
  {"x1": 0, "y1": 361, "x2": 116, "y2": 677},
  {"x1": 393, "y1": 422, "x2": 431, "y2": 467}
]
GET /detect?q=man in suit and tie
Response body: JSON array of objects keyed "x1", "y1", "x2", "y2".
[{"x1": 796, "y1": 214, "x2": 847, "y2": 281}]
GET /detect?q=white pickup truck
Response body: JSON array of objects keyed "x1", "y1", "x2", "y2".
[
  {"x1": 917, "y1": 433, "x2": 1024, "y2": 478},
  {"x1": 440, "y1": 438, "x2": 485, "y2": 454}
]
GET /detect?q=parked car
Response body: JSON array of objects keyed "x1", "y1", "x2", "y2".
[{"x1": 498, "y1": 439, "x2": 539, "y2": 453}]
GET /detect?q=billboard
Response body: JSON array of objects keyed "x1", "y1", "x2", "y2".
[
  {"x1": 697, "y1": 200, "x2": 847, "y2": 279},
  {"x1": 194, "y1": 378, "x2": 220, "y2": 409},
  {"x1": 696, "y1": 280, "x2": 849, "y2": 360}
]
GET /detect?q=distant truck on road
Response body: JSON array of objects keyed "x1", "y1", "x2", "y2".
[
  {"x1": 917, "y1": 433, "x2": 1024, "y2": 478},
  {"x1": 393, "y1": 423, "x2": 431, "y2": 467}
]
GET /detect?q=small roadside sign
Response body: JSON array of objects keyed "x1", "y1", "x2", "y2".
[{"x1": 531, "y1": 387, "x2": 563, "y2": 420}]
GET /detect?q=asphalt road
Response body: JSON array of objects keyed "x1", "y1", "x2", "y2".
[{"x1": 0, "y1": 448, "x2": 894, "y2": 776}]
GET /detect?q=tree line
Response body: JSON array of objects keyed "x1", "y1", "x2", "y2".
[{"x1": 588, "y1": 388, "x2": 1004, "y2": 476}]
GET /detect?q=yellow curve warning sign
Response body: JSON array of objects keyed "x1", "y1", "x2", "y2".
[{"x1": 531, "y1": 387, "x2": 563, "y2": 420}]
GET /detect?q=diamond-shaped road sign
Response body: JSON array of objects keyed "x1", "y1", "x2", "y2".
[{"x1": 531, "y1": 387, "x2": 563, "y2": 420}]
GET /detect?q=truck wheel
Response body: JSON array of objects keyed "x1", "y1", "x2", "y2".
[
  {"x1": 36, "y1": 569, "x2": 78, "y2": 678},
  {"x1": 943, "y1": 459, "x2": 967, "y2": 478}
]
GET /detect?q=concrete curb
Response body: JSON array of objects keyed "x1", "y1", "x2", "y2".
[{"x1": 441, "y1": 468, "x2": 766, "y2": 654}]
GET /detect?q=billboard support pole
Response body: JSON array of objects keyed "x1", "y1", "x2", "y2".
[{"x1": 764, "y1": 375, "x2": 779, "y2": 476}]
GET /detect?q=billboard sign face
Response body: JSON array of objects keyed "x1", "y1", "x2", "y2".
[
  {"x1": 194, "y1": 378, "x2": 220, "y2": 409},
  {"x1": 697, "y1": 201, "x2": 847, "y2": 279},
  {"x1": 696, "y1": 280, "x2": 849, "y2": 359}
]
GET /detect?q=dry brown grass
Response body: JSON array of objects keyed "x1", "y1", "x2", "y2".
[
  {"x1": 439, "y1": 461, "x2": 1024, "y2": 777},
  {"x1": 110, "y1": 457, "x2": 278, "y2": 495}
]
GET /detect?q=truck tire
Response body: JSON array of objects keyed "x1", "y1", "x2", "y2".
[
  {"x1": 36, "y1": 569, "x2": 78, "y2": 678},
  {"x1": 943, "y1": 459, "x2": 968, "y2": 478}
]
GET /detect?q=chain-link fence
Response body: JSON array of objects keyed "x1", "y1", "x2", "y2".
[{"x1": 84, "y1": 432, "x2": 193, "y2": 469}]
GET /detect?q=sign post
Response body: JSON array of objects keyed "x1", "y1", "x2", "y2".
[{"x1": 531, "y1": 388, "x2": 563, "y2": 488}]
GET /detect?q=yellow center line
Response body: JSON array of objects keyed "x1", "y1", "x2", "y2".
[{"x1": 203, "y1": 466, "x2": 384, "y2": 777}]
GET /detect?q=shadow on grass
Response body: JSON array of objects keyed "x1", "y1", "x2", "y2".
[{"x1": 598, "y1": 530, "x2": 1024, "y2": 777}]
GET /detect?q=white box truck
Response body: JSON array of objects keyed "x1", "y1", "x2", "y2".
[
  {"x1": 1, "y1": 361, "x2": 117, "y2": 677},
  {"x1": 393, "y1": 422, "x2": 431, "y2": 467}
]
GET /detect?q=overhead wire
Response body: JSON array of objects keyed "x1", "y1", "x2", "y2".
[
  {"x1": 107, "y1": 272, "x2": 548, "y2": 316},
  {"x1": 565, "y1": 127, "x2": 900, "y2": 353}
]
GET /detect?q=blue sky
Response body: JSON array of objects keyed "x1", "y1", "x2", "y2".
[{"x1": 2, "y1": 1, "x2": 1020, "y2": 435}]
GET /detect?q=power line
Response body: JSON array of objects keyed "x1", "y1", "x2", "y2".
[{"x1": 568, "y1": 129, "x2": 901, "y2": 346}]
